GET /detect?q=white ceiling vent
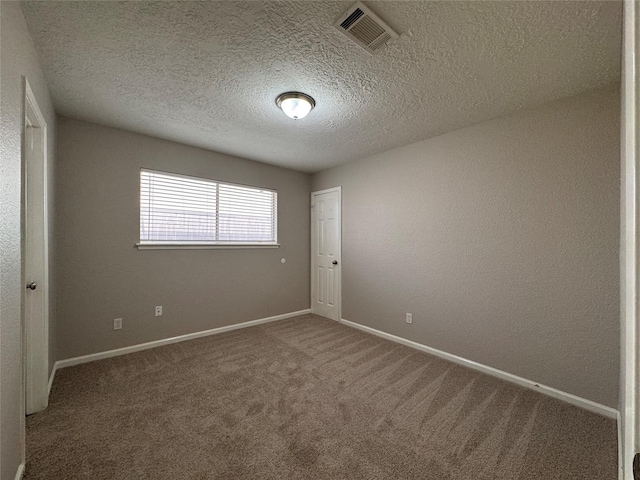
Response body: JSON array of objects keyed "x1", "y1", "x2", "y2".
[{"x1": 334, "y1": 2, "x2": 399, "y2": 54}]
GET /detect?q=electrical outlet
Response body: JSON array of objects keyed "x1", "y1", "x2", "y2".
[
  {"x1": 155, "y1": 306, "x2": 162, "y2": 317},
  {"x1": 113, "y1": 318, "x2": 122, "y2": 330},
  {"x1": 406, "y1": 313, "x2": 413, "y2": 324}
]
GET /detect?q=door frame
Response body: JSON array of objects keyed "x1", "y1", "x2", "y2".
[
  {"x1": 622, "y1": 0, "x2": 639, "y2": 478},
  {"x1": 22, "y1": 77, "x2": 50, "y2": 415},
  {"x1": 310, "y1": 186, "x2": 342, "y2": 321}
]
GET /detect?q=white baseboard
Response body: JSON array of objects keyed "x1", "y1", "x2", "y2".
[
  {"x1": 14, "y1": 463, "x2": 24, "y2": 480},
  {"x1": 48, "y1": 361, "x2": 58, "y2": 395},
  {"x1": 55, "y1": 309, "x2": 311, "y2": 370},
  {"x1": 340, "y1": 318, "x2": 618, "y2": 419}
]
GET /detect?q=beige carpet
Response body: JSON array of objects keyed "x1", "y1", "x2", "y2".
[{"x1": 26, "y1": 314, "x2": 617, "y2": 479}]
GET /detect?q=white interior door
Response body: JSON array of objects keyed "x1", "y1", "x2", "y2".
[
  {"x1": 311, "y1": 187, "x2": 341, "y2": 321},
  {"x1": 23, "y1": 79, "x2": 49, "y2": 415}
]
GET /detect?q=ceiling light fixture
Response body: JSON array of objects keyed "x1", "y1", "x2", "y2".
[{"x1": 275, "y1": 92, "x2": 316, "y2": 120}]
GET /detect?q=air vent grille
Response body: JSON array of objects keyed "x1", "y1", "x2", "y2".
[
  {"x1": 334, "y1": 2, "x2": 399, "y2": 54},
  {"x1": 340, "y1": 8, "x2": 364, "y2": 30}
]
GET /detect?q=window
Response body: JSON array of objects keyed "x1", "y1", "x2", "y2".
[{"x1": 139, "y1": 169, "x2": 278, "y2": 247}]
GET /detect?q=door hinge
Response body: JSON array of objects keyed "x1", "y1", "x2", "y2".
[{"x1": 633, "y1": 452, "x2": 640, "y2": 479}]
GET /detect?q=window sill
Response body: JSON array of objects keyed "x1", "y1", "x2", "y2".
[{"x1": 136, "y1": 243, "x2": 280, "y2": 250}]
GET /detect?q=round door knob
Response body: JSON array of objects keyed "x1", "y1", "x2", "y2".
[
  {"x1": 26, "y1": 282, "x2": 37, "y2": 290},
  {"x1": 332, "y1": 260, "x2": 338, "y2": 265}
]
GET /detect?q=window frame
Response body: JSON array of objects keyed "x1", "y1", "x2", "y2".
[{"x1": 136, "y1": 168, "x2": 279, "y2": 250}]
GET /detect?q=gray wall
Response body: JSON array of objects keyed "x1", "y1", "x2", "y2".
[
  {"x1": 312, "y1": 86, "x2": 620, "y2": 408},
  {"x1": 0, "y1": 2, "x2": 57, "y2": 478},
  {"x1": 55, "y1": 117, "x2": 310, "y2": 360}
]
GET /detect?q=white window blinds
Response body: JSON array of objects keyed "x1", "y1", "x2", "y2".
[{"x1": 140, "y1": 169, "x2": 277, "y2": 245}]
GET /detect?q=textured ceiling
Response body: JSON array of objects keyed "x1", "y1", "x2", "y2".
[{"x1": 21, "y1": 1, "x2": 622, "y2": 173}]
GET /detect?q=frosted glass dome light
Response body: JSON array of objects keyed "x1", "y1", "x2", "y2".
[{"x1": 276, "y1": 92, "x2": 316, "y2": 120}]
